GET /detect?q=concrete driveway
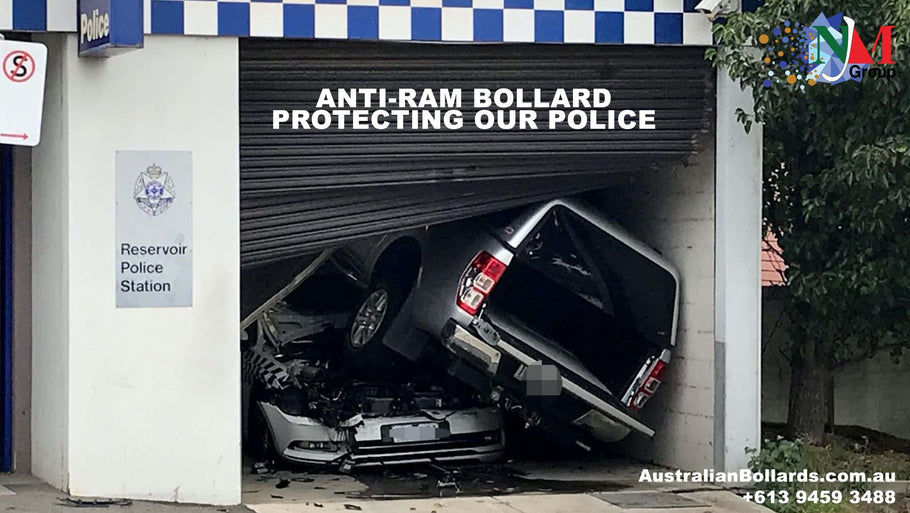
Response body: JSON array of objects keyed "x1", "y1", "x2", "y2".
[
  {"x1": 0, "y1": 461, "x2": 769, "y2": 513},
  {"x1": 242, "y1": 460, "x2": 771, "y2": 513}
]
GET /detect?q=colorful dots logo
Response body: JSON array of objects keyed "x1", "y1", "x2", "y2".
[{"x1": 758, "y1": 20, "x2": 816, "y2": 90}]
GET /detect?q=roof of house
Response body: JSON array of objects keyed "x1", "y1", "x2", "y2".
[{"x1": 762, "y1": 235, "x2": 787, "y2": 286}]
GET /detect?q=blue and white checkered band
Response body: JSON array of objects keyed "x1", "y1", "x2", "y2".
[{"x1": 2, "y1": 0, "x2": 713, "y2": 45}]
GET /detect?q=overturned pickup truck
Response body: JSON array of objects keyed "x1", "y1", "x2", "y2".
[
  {"x1": 334, "y1": 199, "x2": 680, "y2": 447},
  {"x1": 241, "y1": 302, "x2": 505, "y2": 469}
]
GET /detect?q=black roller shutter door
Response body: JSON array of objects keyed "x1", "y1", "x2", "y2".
[{"x1": 240, "y1": 40, "x2": 713, "y2": 268}]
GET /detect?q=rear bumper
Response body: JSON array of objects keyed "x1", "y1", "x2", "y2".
[
  {"x1": 495, "y1": 338, "x2": 652, "y2": 438},
  {"x1": 443, "y1": 323, "x2": 501, "y2": 375},
  {"x1": 442, "y1": 319, "x2": 653, "y2": 440}
]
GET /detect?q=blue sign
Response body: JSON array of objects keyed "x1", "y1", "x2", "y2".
[{"x1": 77, "y1": 0, "x2": 143, "y2": 57}]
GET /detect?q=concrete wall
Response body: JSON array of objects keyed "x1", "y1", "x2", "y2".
[
  {"x1": 30, "y1": 34, "x2": 70, "y2": 489},
  {"x1": 763, "y1": 293, "x2": 910, "y2": 440},
  {"x1": 597, "y1": 141, "x2": 717, "y2": 471},
  {"x1": 713, "y1": 73, "x2": 762, "y2": 472},
  {"x1": 12, "y1": 146, "x2": 32, "y2": 472},
  {"x1": 31, "y1": 34, "x2": 241, "y2": 504},
  {"x1": 598, "y1": 72, "x2": 762, "y2": 473}
]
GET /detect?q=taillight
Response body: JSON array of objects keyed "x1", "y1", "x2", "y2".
[
  {"x1": 456, "y1": 252, "x2": 507, "y2": 315},
  {"x1": 629, "y1": 360, "x2": 668, "y2": 412}
]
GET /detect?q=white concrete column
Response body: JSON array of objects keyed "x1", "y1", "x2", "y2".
[
  {"x1": 31, "y1": 34, "x2": 240, "y2": 504},
  {"x1": 714, "y1": 70, "x2": 763, "y2": 473}
]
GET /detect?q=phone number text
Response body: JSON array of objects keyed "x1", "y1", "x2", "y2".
[{"x1": 743, "y1": 490, "x2": 896, "y2": 505}]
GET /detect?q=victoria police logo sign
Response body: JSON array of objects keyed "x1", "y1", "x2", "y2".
[
  {"x1": 116, "y1": 151, "x2": 193, "y2": 308},
  {"x1": 133, "y1": 163, "x2": 175, "y2": 216}
]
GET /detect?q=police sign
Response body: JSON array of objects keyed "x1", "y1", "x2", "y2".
[
  {"x1": 115, "y1": 151, "x2": 193, "y2": 308},
  {"x1": 77, "y1": 0, "x2": 144, "y2": 57}
]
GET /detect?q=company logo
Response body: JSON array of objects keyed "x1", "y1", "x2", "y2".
[
  {"x1": 759, "y1": 13, "x2": 896, "y2": 88},
  {"x1": 133, "y1": 164, "x2": 175, "y2": 216}
]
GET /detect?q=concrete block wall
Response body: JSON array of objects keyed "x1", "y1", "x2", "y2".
[
  {"x1": 763, "y1": 294, "x2": 910, "y2": 440},
  {"x1": 833, "y1": 352, "x2": 910, "y2": 439},
  {"x1": 596, "y1": 143, "x2": 717, "y2": 471}
]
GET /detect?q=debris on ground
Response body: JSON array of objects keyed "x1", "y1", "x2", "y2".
[
  {"x1": 431, "y1": 463, "x2": 461, "y2": 497},
  {"x1": 276, "y1": 479, "x2": 291, "y2": 489},
  {"x1": 57, "y1": 497, "x2": 133, "y2": 508},
  {"x1": 252, "y1": 461, "x2": 274, "y2": 475},
  {"x1": 339, "y1": 459, "x2": 355, "y2": 474},
  {"x1": 437, "y1": 483, "x2": 458, "y2": 497},
  {"x1": 346, "y1": 463, "x2": 626, "y2": 499},
  {"x1": 436, "y1": 477, "x2": 460, "y2": 497},
  {"x1": 343, "y1": 504, "x2": 362, "y2": 510}
]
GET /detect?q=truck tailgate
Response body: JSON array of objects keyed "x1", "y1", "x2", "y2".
[{"x1": 483, "y1": 307, "x2": 654, "y2": 437}]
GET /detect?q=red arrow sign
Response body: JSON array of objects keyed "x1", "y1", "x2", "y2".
[{"x1": 0, "y1": 133, "x2": 28, "y2": 140}]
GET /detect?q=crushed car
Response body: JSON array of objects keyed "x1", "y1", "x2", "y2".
[
  {"x1": 333, "y1": 198, "x2": 680, "y2": 447},
  {"x1": 241, "y1": 299, "x2": 505, "y2": 470}
]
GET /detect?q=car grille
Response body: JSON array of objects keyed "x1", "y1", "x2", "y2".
[{"x1": 351, "y1": 430, "x2": 504, "y2": 463}]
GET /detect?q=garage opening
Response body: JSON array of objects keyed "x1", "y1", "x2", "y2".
[{"x1": 239, "y1": 39, "x2": 713, "y2": 501}]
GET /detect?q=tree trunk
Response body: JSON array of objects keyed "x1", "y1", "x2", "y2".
[
  {"x1": 825, "y1": 371, "x2": 835, "y2": 433},
  {"x1": 786, "y1": 337, "x2": 828, "y2": 444}
]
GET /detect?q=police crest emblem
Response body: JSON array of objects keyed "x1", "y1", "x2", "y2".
[{"x1": 133, "y1": 163, "x2": 175, "y2": 216}]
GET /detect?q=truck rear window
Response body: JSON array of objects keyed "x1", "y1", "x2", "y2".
[
  {"x1": 487, "y1": 206, "x2": 677, "y2": 394},
  {"x1": 527, "y1": 207, "x2": 676, "y2": 348}
]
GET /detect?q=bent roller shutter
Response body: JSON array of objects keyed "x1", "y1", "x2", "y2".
[{"x1": 240, "y1": 40, "x2": 714, "y2": 268}]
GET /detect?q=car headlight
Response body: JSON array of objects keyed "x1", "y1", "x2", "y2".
[{"x1": 289, "y1": 440, "x2": 342, "y2": 452}]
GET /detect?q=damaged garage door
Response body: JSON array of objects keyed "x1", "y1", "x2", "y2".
[{"x1": 240, "y1": 41, "x2": 714, "y2": 268}]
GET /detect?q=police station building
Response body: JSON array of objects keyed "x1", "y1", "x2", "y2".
[{"x1": 0, "y1": 0, "x2": 762, "y2": 505}]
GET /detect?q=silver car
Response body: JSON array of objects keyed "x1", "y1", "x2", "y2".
[
  {"x1": 334, "y1": 198, "x2": 680, "y2": 446},
  {"x1": 257, "y1": 401, "x2": 504, "y2": 468},
  {"x1": 242, "y1": 303, "x2": 505, "y2": 469}
]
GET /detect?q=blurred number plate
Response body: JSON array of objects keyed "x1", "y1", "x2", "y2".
[{"x1": 387, "y1": 422, "x2": 451, "y2": 443}]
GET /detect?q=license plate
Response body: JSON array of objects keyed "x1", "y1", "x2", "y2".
[{"x1": 387, "y1": 422, "x2": 451, "y2": 443}]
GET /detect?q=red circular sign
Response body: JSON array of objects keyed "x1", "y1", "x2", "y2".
[{"x1": 3, "y1": 51, "x2": 36, "y2": 83}]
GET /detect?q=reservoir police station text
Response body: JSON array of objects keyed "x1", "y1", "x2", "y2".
[
  {"x1": 119, "y1": 243, "x2": 189, "y2": 293},
  {"x1": 273, "y1": 88, "x2": 657, "y2": 131}
]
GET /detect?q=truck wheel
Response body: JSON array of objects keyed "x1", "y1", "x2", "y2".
[{"x1": 344, "y1": 277, "x2": 403, "y2": 362}]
